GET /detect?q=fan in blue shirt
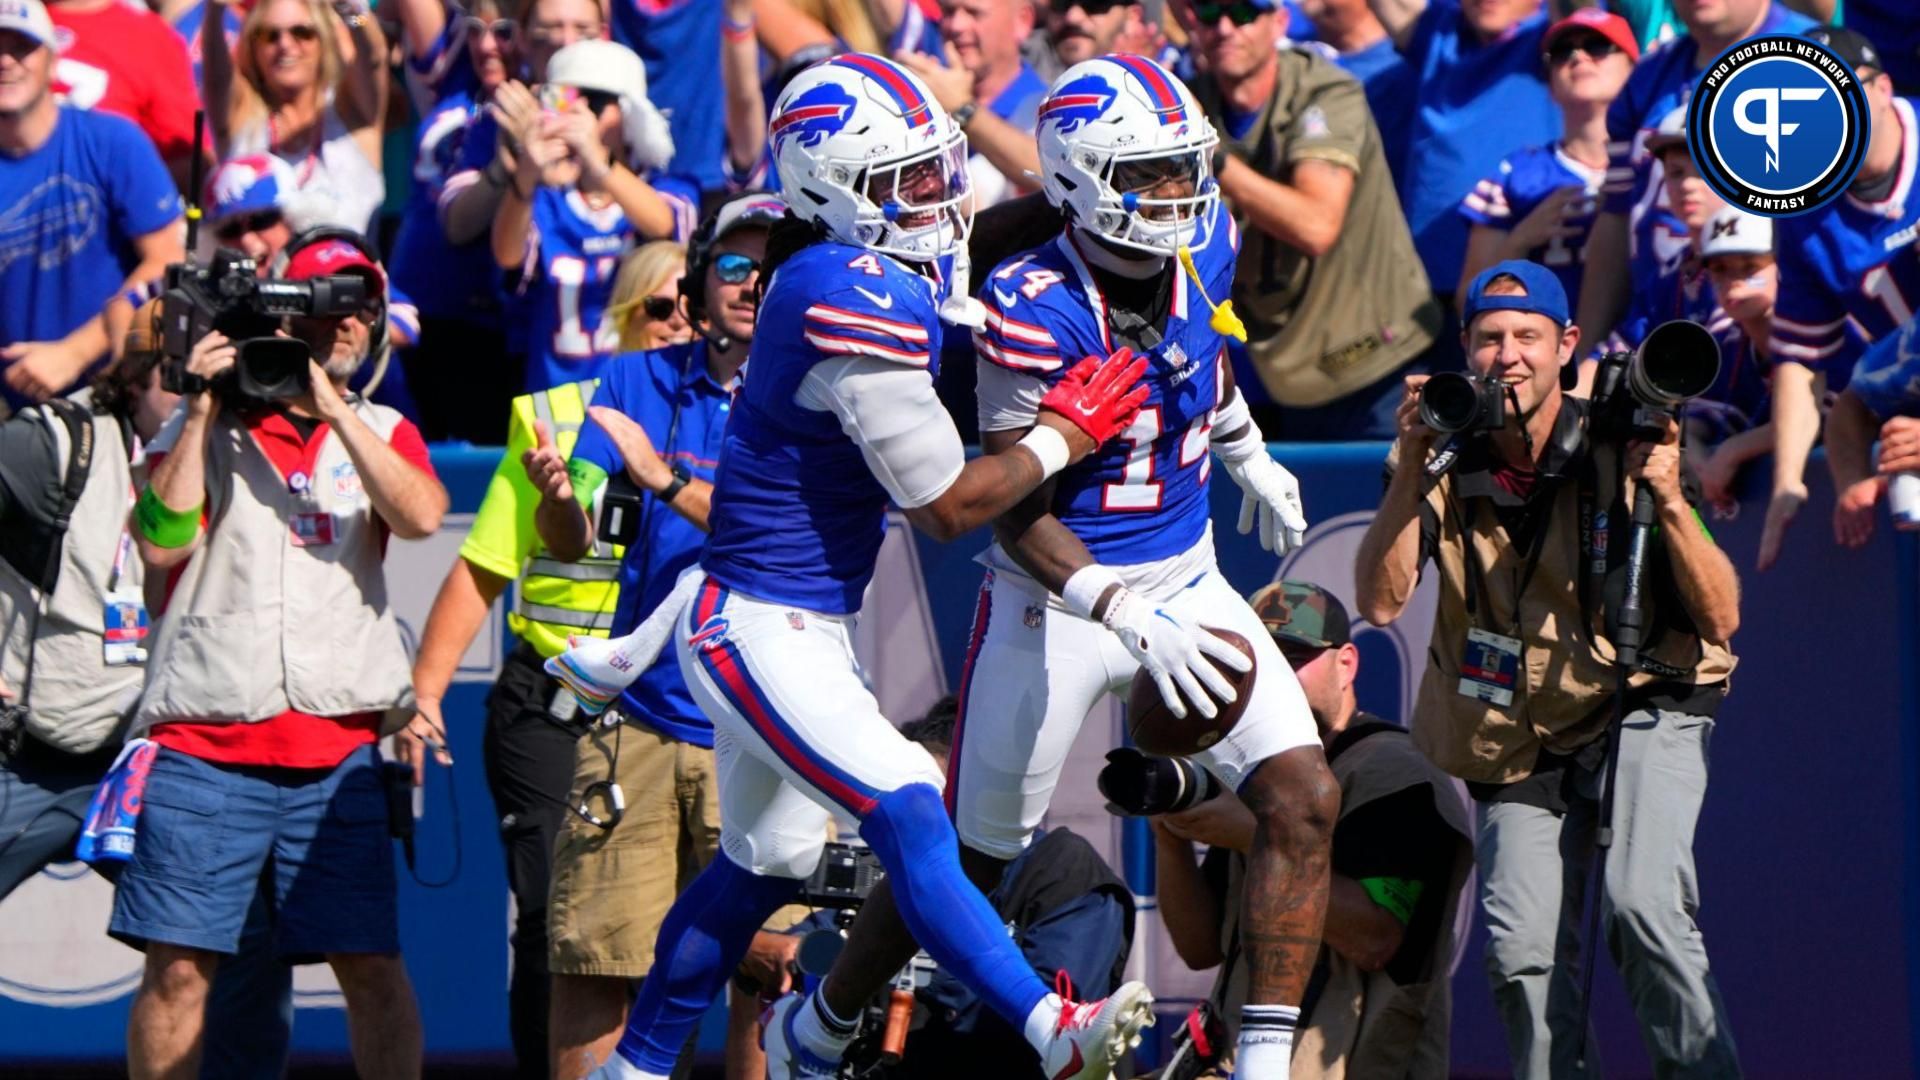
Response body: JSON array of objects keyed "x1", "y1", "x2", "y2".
[
  {"x1": 0, "y1": 84, "x2": 183, "y2": 409},
  {"x1": 1367, "y1": 0, "x2": 1560, "y2": 295},
  {"x1": 1456, "y1": 11, "x2": 1637, "y2": 308},
  {"x1": 1829, "y1": 310, "x2": 1920, "y2": 550},
  {"x1": 610, "y1": 0, "x2": 724, "y2": 195}
]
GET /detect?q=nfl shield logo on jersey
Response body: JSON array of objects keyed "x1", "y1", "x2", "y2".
[
  {"x1": 787, "y1": 611, "x2": 806, "y2": 631},
  {"x1": 1024, "y1": 604, "x2": 1044, "y2": 629}
]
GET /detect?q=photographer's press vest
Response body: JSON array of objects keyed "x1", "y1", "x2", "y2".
[
  {"x1": 1402, "y1": 429, "x2": 1737, "y2": 784},
  {"x1": 133, "y1": 399, "x2": 415, "y2": 734},
  {"x1": 0, "y1": 399, "x2": 144, "y2": 754}
]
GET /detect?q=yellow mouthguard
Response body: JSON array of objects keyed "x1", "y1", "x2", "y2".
[{"x1": 1178, "y1": 246, "x2": 1246, "y2": 343}]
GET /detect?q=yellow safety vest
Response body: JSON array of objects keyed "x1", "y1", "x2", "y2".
[{"x1": 510, "y1": 379, "x2": 625, "y2": 657}]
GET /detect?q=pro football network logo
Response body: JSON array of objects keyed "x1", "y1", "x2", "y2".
[{"x1": 1686, "y1": 34, "x2": 1870, "y2": 217}]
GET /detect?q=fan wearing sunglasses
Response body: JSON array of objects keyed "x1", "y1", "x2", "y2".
[
  {"x1": 1044, "y1": 0, "x2": 1148, "y2": 67},
  {"x1": 1455, "y1": 10, "x2": 1637, "y2": 314},
  {"x1": 491, "y1": 37, "x2": 696, "y2": 393},
  {"x1": 202, "y1": 0, "x2": 388, "y2": 235},
  {"x1": 608, "y1": 240, "x2": 692, "y2": 353}
]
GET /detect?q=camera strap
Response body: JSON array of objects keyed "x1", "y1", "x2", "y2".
[{"x1": 1444, "y1": 482, "x2": 1558, "y2": 637}]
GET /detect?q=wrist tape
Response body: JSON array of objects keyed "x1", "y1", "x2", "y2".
[
  {"x1": 1062, "y1": 564, "x2": 1124, "y2": 623},
  {"x1": 1017, "y1": 425, "x2": 1071, "y2": 481}
]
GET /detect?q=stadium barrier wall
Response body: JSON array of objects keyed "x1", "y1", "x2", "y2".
[{"x1": 1, "y1": 442, "x2": 1912, "y2": 1078}]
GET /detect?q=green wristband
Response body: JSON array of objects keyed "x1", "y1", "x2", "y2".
[
  {"x1": 135, "y1": 486, "x2": 202, "y2": 549},
  {"x1": 1358, "y1": 875, "x2": 1424, "y2": 926}
]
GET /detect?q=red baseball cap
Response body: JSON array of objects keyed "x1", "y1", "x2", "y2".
[
  {"x1": 1543, "y1": 9, "x2": 1639, "y2": 64},
  {"x1": 283, "y1": 237, "x2": 387, "y2": 293}
]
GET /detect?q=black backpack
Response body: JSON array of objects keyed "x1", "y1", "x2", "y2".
[{"x1": 0, "y1": 397, "x2": 96, "y2": 596}]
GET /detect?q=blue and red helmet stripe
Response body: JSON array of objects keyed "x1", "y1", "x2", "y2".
[
  {"x1": 1106, "y1": 54, "x2": 1187, "y2": 125},
  {"x1": 828, "y1": 54, "x2": 934, "y2": 129}
]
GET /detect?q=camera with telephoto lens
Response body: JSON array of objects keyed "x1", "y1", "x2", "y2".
[
  {"x1": 1098, "y1": 747, "x2": 1223, "y2": 816},
  {"x1": 1419, "y1": 371, "x2": 1509, "y2": 435},
  {"x1": 158, "y1": 249, "x2": 369, "y2": 402},
  {"x1": 1590, "y1": 319, "x2": 1721, "y2": 443}
]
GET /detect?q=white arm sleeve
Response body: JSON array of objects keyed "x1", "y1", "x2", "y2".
[
  {"x1": 975, "y1": 357, "x2": 1049, "y2": 433},
  {"x1": 795, "y1": 355, "x2": 966, "y2": 509}
]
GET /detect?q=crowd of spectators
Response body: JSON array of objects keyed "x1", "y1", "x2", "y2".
[{"x1": 2, "y1": 0, "x2": 1919, "y2": 1075}]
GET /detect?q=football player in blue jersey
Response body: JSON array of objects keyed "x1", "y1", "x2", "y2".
[
  {"x1": 767, "y1": 55, "x2": 1339, "y2": 1080},
  {"x1": 534, "y1": 55, "x2": 1157, "y2": 1080}
]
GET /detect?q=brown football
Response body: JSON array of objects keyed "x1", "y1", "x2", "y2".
[{"x1": 1125, "y1": 628, "x2": 1258, "y2": 757}]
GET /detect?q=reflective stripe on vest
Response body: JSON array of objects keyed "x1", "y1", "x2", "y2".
[{"x1": 511, "y1": 378, "x2": 624, "y2": 652}]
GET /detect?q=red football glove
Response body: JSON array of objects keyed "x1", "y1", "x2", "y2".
[{"x1": 1040, "y1": 347, "x2": 1149, "y2": 444}]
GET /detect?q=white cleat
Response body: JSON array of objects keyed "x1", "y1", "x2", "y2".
[
  {"x1": 762, "y1": 991, "x2": 844, "y2": 1079},
  {"x1": 1039, "y1": 979, "x2": 1156, "y2": 1080}
]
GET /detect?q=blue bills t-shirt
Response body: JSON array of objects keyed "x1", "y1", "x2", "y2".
[{"x1": 0, "y1": 107, "x2": 182, "y2": 407}]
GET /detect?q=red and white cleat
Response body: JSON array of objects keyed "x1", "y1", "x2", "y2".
[{"x1": 1038, "y1": 974, "x2": 1155, "y2": 1080}]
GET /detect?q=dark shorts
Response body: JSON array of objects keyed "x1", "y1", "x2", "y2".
[{"x1": 109, "y1": 743, "x2": 398, "y2": 957}]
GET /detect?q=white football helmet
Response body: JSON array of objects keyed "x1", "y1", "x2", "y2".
[
  {"x1": 769, "y1": 54, "x2": 972, "y2": 263},
  {"x1": 1036, "y1": 55, "x2": 1220, "y2": 257}
]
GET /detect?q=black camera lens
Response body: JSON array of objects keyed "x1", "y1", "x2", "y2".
[
  {"x1": 1631, "y1": 320, "x2": 1721, "y2": 407},
  {"x1": 1419, "y1": 372, "x2": 1488, "y2": 434}
]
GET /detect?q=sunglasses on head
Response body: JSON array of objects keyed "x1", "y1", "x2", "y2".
[
  {"x1": 641, "y1": 296, "x2": 677, "y2": 321},
  {"x1": 462, "y1": 15, "x2": 515, "y2": 39},
  {"x1": 1050, "y1": 0, "x2": 1132, "y2": 14},
  {"x1": 215, "y1": 209, "x2": 282, "y2": 242},
  {"x1": 712, "y1": 252, "x2": 759, "y2": 285},
  {"x1": 254, "y1": 23, "x2": 319, "y2": 45},
  {"x1": 1545, "y1": 36, "x2": 1621, "y2": 65},
  {"x1": 1193, "y1": 0, "x2": 1267, "y2": 27}
]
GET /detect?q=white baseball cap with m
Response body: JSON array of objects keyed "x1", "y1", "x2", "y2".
[{"x1": 0, "y1": 0, "x2": 56, "y2": 50}]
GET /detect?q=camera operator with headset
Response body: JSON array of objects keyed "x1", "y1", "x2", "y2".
[
  {"x1": 1355, "y1": 260, "x2": 1741, "y2": 1078},
  {"x1": 115, "y1": 229, "x2": 446, "y2": 1079}
]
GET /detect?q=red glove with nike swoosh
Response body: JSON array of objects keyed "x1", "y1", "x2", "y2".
[{"x1": 1040, "y1": 347, "x2": 1149, "y2": 447}]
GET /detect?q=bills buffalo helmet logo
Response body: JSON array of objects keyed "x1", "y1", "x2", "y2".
[
  {"x1": 771, "y1": 82, "x2": 860, "y2": 152},
  {"x1": 690, "y1": 614, "x2": 732, "y2": 653},
  {"x1": 1038, "y1": 75, "x2": 1119, "y2": 135}
]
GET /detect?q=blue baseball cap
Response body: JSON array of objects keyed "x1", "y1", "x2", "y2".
[
  {"x1": 1461, "y1": 259, "x2": 1570, "y2": 329},
  {"x1": 204, "y1": 155, "x2": 288, "y2": 227}
]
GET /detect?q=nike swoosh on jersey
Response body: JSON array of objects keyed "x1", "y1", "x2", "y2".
[
  {"x1": 993, "y1": 287, "x2": 1020, "y2": 308},
  {"x1": 853, "y1": 286, "x2": 894, "y2": 309}
]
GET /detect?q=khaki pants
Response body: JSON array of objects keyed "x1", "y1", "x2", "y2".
[
  {"x1": 1478, "y1": 707, "x2": 1739, "y2": 1079},
  {"x1": 548, "y1": 723, "x2": 721, "y2": 977}
]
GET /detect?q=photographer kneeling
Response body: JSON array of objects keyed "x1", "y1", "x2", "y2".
[
  {"x1": 115, "y1": 234, "x2": 448, "y2": 1079},
  {"x1": 1355, "y1": 261, "x2": 1742, "y2": 1078}
]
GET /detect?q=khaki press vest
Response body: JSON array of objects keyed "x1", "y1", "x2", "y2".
[
  {"x1": 1411, "y1": 445, "x2": 1737, "y2": 784},
  {"x1": 0, "y1": 402, "x2": 144, "y2": 754},
  {"x1": 134, "y1": 400, "x2": 416, "y2": 734}
]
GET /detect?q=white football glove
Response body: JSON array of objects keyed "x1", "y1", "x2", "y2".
[
  {"x1": 1224, "y1": 452, "x2": 1308, "y2": 555},
  {"x1": 1103, "y1": 588, "x2": 1252, "y2": 720}
]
